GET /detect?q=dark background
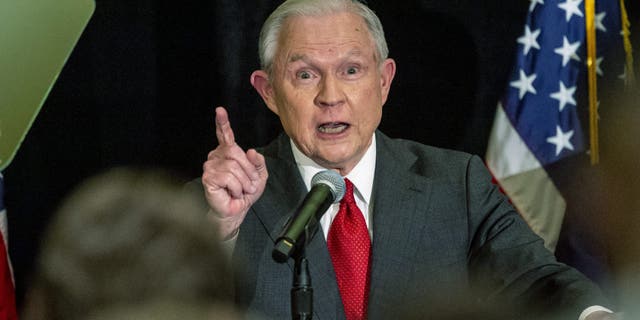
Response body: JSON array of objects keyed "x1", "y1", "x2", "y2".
[{"x1": 4, "y1": 0, "x2": 638, "y2": 309}]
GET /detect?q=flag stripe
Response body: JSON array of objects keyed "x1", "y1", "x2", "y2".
[
  {"x1": 486, "y1": 104, "x2": 542, "y2": 179},
  {"x1": 499, "y1": 168, "x2": 566, "y2": 251},
  {"x1": 487, "y1": 106, "x2": 565, "y2": 251},
  {"x1": 0, "y1": 173, "x2": 18, "y2": 320}
]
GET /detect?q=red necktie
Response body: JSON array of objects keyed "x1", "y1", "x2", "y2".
[{"x1": 327, "y1": 178, "x2": 371, "y2": 320}]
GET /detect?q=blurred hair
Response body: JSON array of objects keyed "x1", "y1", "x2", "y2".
[
  {"x1": 599, "y1": 84, "x2": 640, "y2": 317},
  {"x1": 25, "y1": 168, "x2": 232, "y2": 320},
  {"x1": 258, "y1": 0, "x2": 388, "y2": 75},
  {"x1": 86, "y1": 300, "x2": 244, "y2": 320}
]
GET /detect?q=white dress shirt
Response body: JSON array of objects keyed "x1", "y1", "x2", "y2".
[{"x1": 290, "y1": 134, "x2": 376, "y2": 240}]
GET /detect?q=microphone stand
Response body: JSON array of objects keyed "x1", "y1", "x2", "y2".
[
  {"x1": 291, "y1": 245, "x2": 313, "y2": 320},
  {"x1": 272, "y1": 170, "x2": 345, "y2": 319}
]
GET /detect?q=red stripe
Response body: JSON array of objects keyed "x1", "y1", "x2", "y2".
[{"x1": 0, "y1": 237, "x2": 18, "y2": 320}]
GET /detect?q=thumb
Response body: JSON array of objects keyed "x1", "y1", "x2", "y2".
[{"x1": 246, "y1": 149, "x2": 267, "y2": 180}]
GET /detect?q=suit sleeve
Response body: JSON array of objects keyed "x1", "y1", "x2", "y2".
[{"x1": 464, "y1": 155, "x2": 608, "y2": 318}]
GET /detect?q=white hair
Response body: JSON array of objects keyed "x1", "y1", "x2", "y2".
[{"x1": 258, "y1": 0, "x2": 389, "y2": 74}]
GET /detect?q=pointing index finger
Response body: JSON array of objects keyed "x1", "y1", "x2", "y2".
[{"x1": 215, "y1": 106, "x2": 236, "y2": 147}]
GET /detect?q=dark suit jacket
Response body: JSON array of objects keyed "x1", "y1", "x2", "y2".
[{"x1": 191, "y1": 131, "x2": 606, "y2": 319}]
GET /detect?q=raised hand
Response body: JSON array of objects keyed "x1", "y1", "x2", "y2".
[{"x1": 202, "y1": 106, "x2": 268, "y2": 239}]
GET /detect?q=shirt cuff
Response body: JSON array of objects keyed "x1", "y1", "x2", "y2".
[
  {"x1": 579, "y1": 305, "x2": 614, "y2": 320},
  {"x1": 220, "y1": 230, "x2": 238, "y2": 259},
  {"x1": 207, "y1": 210, "x2": 238, "y2": 257}
]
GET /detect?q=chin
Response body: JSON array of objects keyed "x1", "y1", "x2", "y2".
[{"x1": 316, "y1": 153, "x2": 352, "y2": 169}]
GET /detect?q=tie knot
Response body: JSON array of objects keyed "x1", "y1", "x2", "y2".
[{"x1": 343, "y1": 178, "x2": 356, "y2": 204}]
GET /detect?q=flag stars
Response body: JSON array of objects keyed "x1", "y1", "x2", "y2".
[
  {"x1": 517, "y1": 25, "x2": 541, "y2": 55},
  {"x1": 620, "y1": 28, "x2": 630, "y2": 38},
  {"x1": 547, "y1": 126, "x2": 575, "y2": 156},
  {"x1": 529, "y1": 0, "x2": 544, "y2": 12},
  {"x1": 554, "y1": 36, "x2": 581, "y2": 66},
  {"x1": 595, "y1": 56, "x2": 604, "y2": 76},
  {"x1": 618, "y1": 67, "x2": 628, "y2": 81},
  {"x1": 595, "y1": 12, "x2": 607, "y2": 32},
  {"x1": 510, "y1": 69, "x2": 537, "y2": 99},
  {"x1": 550, "y1": 81, "x2": 577, "y2": 111},
  {"x1": 558, "y1": 0, "x2": 584, "y2": 22}
]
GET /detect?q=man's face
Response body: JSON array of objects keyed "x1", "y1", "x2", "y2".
[{"x1": 252, "y1": 12, "x2": 395, "y2": 175}]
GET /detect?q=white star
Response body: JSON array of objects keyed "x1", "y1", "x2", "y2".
[
  {"x1": 595, "y1": 56, "x2": 604, "y2": 76},
  {"x1": 595, "y1": 11, "x2": 607, "y2": 32},
  {"x1": 554, "y1": 36, "x2": 581, "y2": 66},
  {"x1": 546, "y1": 126, "x2": 575, "y2": 156},
  {"x1": 620, "y1": 28, "x2": 630, "y2": 37},
  {"x1": 618, "y1": 68, "x2": 627, "y2": 81},
  {"x1": 558, "y1": 0, "x2": 584, "y2": 22},
  {"x1": 517, "y1": 25, "x2": 541, "y2": 55},
  {"x1": 529, "y1": 0, "x2": 544, "y2": 12},
  {"x1": 550, "y1": 81, "x2": 577, "y2": 111},
  {"x1": 510, "y1": 69, "x2": 537, "y2": 99}
]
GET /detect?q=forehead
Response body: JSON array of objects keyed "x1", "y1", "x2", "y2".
[{"x1": 277, "y1": 12, "x2": 375, "y2": 60}]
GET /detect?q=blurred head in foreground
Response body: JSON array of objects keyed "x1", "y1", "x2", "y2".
[
  {"x1": 599, "y1": 83, "x2": 640, "y2": 317},
  {"x1": 22, "y1": 168, "x2": 235, "y2": 320}
]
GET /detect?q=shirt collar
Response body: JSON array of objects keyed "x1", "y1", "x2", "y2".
[{"x1": 290, "y1": 134, "x2": 376, "y2": 205}]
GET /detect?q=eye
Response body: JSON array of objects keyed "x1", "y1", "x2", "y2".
[
  {"x1": 342, "y1": 65, "x2": 364, "y2": 79},
  {"x1": 346, "y1": 66, "x2": 359, "y2": 75},
  {"x1": 297, "y1": 70, "x2": 312, "y2": 80}
]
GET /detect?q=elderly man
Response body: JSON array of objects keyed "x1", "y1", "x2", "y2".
[{"x1": 199, "y1": 0, "x2": 614, "y2": 319}]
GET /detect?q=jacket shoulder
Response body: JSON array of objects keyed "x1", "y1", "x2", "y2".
[{"x1": 378, "y1": 133, "x2": 480, "y2": 178}]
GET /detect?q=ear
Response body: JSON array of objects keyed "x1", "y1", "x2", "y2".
[
  {"x1": 379, "y1": 58, "x2": 396, "y2": 105},
  {"x1": 250, "y1": 70, "x2": 279, "y2": 115}
]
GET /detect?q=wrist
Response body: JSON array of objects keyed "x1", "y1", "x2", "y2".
[{"x1": 207, "y1": 210, "x2": 242, "y2": 241}]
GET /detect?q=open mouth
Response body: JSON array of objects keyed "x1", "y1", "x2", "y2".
[{"x1": 318, "y1": 122, "x2": 350, "y2": 134}]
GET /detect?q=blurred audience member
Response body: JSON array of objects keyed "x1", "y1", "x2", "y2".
[
  {"x1": 598, "y1": 84, "x2": 640, "y2": 319},
  {"x1": 86, "y1": 299, "x2": 244, "y2": 320},
  {"x1": 21, "y1": 168, "x2": 237, "y2": 320}
]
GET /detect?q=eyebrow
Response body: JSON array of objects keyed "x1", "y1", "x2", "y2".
[
  {"x1": 287, "y1": 49, "x2": 365, "y2": 64},
  {"x1": 289, "y1": 53, "x2": 307, "y2": 63}
]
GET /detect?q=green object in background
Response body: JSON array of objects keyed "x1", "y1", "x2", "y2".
[{"x1": 0, "y1": 0, "x2": 95, "y2": 171}]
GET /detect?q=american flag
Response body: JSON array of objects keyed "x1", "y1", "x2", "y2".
[
  {"x1": 486, "y1": 0, "x2": 627, "y2": 251},
  {"x1": 0, "y1": 173, "x2": 18, "y2": 320}
]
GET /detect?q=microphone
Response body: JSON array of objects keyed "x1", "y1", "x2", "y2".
[{"x1": 272, "y1": 170, "x2": 346, "y2": 263}]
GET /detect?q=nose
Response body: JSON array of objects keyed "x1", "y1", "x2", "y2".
[{"x1": 314, "y1": 75, "x2": 344, "y2": 108}]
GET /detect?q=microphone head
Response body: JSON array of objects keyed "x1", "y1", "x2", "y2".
[{"x1": 310, "y1": 170, "x2": 346, "y2": 203}]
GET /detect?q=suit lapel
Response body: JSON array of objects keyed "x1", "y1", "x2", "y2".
[
  {"x1": 252, "y1": 135, "x2": 305, "y2": 242},
  {"x1": 251, "y1": 134, "x2": 343, "y2": 320},
  {"x1": 367, "y1": 133, "x2": 434, "y2": 318},
  {"x1": 305, "y1": 221, "x2": 344, "y2": 319}
]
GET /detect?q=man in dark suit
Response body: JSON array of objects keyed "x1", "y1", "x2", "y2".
[{"x1": 199, "y1": 0, "x2": 615, "y2": 319}]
